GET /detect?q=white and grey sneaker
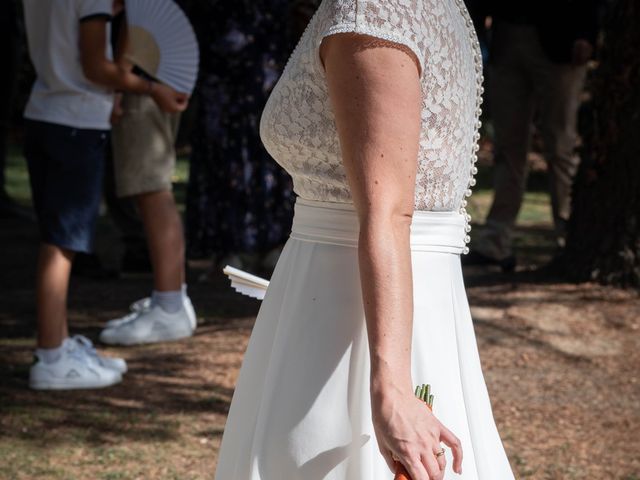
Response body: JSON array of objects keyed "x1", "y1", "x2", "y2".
[
  {"x1": 104, "y1": 297, "x2": 152, "y2": 329},
  {"x1": 183, "y1": 296, "x2": 197, "y2": 331},
  {"x1": 29, "y1": 341, "x2": 122, "y2": 390},
  {"x1": 105, "y1": 296, "x2": 196, "y2": 331},
  {"x1": 99, "y1": 303, "x2": 195, "y2": 346},
  {"x1": 68, "y1": 336, "x2": 127, "y2": 374},
  {"x1": 130, "y1": 297, "x2": 151, "y2": 312}
]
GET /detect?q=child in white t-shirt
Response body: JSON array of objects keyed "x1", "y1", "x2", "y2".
[{"x1": 22, "y1": 0, "x2": 189, "y2": 390}]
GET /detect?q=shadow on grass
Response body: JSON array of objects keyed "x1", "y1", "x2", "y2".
[
  {"x1": 472, "y1": 314, "x2": 594, "y2": 365},
  {"x1": 0, "y1": 341, "x2": 236, "y2": 446},
  {"x1": 0, "y1": 207, "x2": 256, "y2": 447}
]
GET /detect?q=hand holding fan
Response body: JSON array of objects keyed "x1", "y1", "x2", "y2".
[{"x1": 124, "y1": 0, "x2": 199, "y2": 94}]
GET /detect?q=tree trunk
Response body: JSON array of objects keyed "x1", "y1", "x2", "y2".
[{"x1": 561, "y1": 0, "x2": 640, "y2": 287}]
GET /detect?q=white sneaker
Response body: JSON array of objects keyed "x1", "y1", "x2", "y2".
[
  {"x1": 100, "y1": 303, "x2": 194, "y2": 346},
  {"x1": 104, "y1": 300, "x2": 150, "y2": 330},
  {"x1": 29, "y1": 341, "x2": 122, "y2": 390},
  {"x1": 105, "y1": 296, "x2": 196, "y2": 331},
  {"x1": 130, "y1": 297, "x2": 151, "y2": 313},
  {"x1": 183, "y1": 296, "x2": 197, "y2": 331},
  {"x1": 68, "y1": 336, "x2": 128, "y2": 374}
]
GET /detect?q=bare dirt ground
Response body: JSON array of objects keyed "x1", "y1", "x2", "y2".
[{"x1": 1, "y1": 210, "x2": 639, "y2": 480}]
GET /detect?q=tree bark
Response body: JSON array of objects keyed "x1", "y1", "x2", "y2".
[{"x1": 561, "y1": 0, "x2": 640, "y2": 287}]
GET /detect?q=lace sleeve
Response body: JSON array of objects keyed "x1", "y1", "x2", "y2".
[{"x1": 316, "y1": 0, "x2": 428, "y2": 74}]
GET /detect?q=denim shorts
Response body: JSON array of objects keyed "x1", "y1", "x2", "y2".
[{"x1": 24, "y1": 120, "x2": 108, "y2": 253}]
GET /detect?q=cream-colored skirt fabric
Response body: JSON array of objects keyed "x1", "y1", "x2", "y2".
[{"x1": 215, "y1": 199, "x2": 514, "y2": 480}]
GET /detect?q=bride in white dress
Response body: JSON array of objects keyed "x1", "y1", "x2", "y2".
[{"x1": 215, "y1": 1, "x2": 515, "y2": 479}]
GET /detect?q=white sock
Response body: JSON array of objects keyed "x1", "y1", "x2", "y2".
[
  {"x1": 152, "y1": 290, "x2": 182, "y2": 314},
  {"x1": 182, "y1": 283, "x2": 188, "y2": 300},
  {"x1": 35, "y1": 341, "x2": 66, "y2": 364}
]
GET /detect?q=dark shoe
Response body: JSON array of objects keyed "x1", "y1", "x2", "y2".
[{"x1": 462, "y1": 250, "x2": 516, "y2": 273}]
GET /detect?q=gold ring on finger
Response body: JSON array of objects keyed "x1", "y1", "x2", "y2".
[{"x1": 435, "y1": 448, "x2": 445, "y2": 458}]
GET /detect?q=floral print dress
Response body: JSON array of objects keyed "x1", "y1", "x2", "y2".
[{"x1": 186, "y1": 0, "x2": 297, "y2": 259}]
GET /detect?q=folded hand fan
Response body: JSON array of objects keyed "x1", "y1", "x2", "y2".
[
  {"x1": 124, "y1": 0, "x2": 199, "y2": 94},
  {"x1": 222, "y1": 266, "x2": 270, "y2": 300}
]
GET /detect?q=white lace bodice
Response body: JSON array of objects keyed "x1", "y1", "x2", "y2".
[{"x1": 260, "y1": 0, "x2": 483, "y2": 224}]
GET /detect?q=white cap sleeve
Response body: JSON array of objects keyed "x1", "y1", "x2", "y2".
[
  {"x1": 76, "y1": 0, "x2": 113, "y2": 21},
  {"x1": 318, "y1": 0, "x2": 427, "y2": 74}
]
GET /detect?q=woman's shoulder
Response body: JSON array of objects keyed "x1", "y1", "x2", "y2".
[
  {"x1": 312, "y1": 0, "x2": 430, "y2": 73},
  {"x1": 316, "y1": 0, "x2": 429, "y2": 30}
]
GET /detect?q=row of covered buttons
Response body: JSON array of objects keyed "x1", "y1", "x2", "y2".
[{"x1": 456, "y1": 0, "x2": 484, "y2": 255}]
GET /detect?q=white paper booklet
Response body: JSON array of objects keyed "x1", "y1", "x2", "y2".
[{"x1": 222, "y1": 266, "x2": 270, "y2": 300}]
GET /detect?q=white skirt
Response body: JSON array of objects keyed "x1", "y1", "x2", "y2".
[{"x1": 215, "y1": 199, "x2": 515, "y2": 480}]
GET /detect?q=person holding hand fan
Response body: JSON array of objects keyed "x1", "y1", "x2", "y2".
[
  {"x1": 214, "y1": 1, "x2": 515, "y2": 479},
  {"x1": 23, "y1": 0, "x2": 187, "y2": 390},
  {"x1": 99, "y1": 0, "x2": 197, "y2": 346}
]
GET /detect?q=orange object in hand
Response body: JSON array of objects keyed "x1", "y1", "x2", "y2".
[
  {"x1": 395, "y1": 464, "x2": 412, "y2": 480},
  {"x1": 393, "y1": 384, "x2": 434, "y2": 480}
]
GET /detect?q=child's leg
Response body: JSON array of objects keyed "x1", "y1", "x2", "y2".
[
  {"x1": 36, "y1": 243, "x2": 74, "y2": 349},
  {"x1": 25, "y1": 121, "x2": 125, "y2": 389},
  {"x1": 136, "y1": 190, "x2": 185, "y2": 292},
  {"x1": 112, "y1": 94, "x2": 185, "y2": 293},
  {"x1": 25, "y1": 120, "x2": 107, "y2": 344},
  {"x1": 100, "y1": 188, "x2": 195, "y2": 344},
  {"x1": 101, "y1": 97, "x2": 195, "y2": 345}
]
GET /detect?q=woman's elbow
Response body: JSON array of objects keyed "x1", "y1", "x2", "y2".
[{"x1": 361, "y1": 204, "x2": 414, "y2": 234}]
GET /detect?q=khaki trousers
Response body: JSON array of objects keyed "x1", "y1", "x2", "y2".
[
  {"x1": 476, "y1": 22, "x2": 586, "y2": 260},
  {"x1": 111, "y1": 94, "x2": 181, "y2": 198}
]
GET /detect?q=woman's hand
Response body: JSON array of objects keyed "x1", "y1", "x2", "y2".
[{"x1": 372, "y1": 389, "x2": 463, "y2": 479}]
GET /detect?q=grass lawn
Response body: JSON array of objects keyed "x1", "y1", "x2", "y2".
[
  {"x1": 3, "y1": 147, "x2": 191, "y2": 209},
  {"x1": 4, "y1": 146, "x2": 32, "y2": 205}
]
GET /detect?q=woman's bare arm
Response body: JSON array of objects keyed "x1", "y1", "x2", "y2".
[{"x1": 322, "y1": 33, "x2": 462, "y2": 480}]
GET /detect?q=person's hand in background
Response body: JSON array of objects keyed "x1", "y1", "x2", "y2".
[
  {"x1": 150, "y1": 82, "x2": 189, "y2": 113},
  {"x1": 572, "y1": 39, "x2": 594, "y2": 66},
  {"x1": 110, "y1": 92, "x2": 124, "y2": 125}
]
